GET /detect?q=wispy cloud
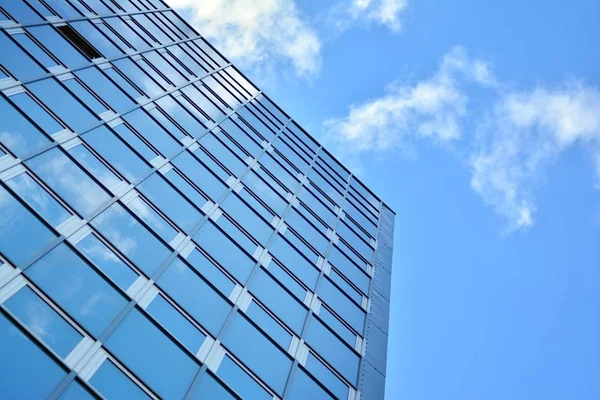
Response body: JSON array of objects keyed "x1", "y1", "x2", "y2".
[
  {"x1": 324, "y1": 47, "x2": 600, "y2": 231},
  {"x1": 165, "y1": 0, "x2": 321, "y2": 79},
  {"x1": 324, "y1": 0, "x2": 409, "y2": 33}
]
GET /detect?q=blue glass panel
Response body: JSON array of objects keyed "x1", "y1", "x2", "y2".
[
  {"x1": 318, "y1": 306, "x2": 356, "y2": 347},
  {"x1": 10, "y1": 92, "x2": 64, "y2": 135},
  {"x1": 27, "y1": 148, "x2": 111, "y2": 216},
  {"x1": 268, "y1": 262, "x2": 306, "y2": 301},
  {"x1": 242, "y1": 171, "x2": 287, "y2": 216},
  {"x1": 27, "y1": 78, "x2": 99, "y2": 133},
  {"x1": 217, "y1": 355, "x2": 271, "y2": 400},
  {"x1": 0, "y1": 32, "x2": 45, "y2": 82},
  {"x1": 91, "y1": 203, "x2": 171, "y2": 276},
  {"x1": 13, "y1": 33, "x2": 58, "y2": 69},
  {"x1": 84, "y1": 126, "x2": 150, "y2": 183},
  {"x1": 139, "y1": 173, "x2": 202, "y2": 233},
  {"x1": 216, "y1": 216, "x2": 256, "y2": 254},
  {"x1": 43, "y1": 0, "x2": 82, "y2": 19},
  {"x1": 68, "y1": 144, "x2": 123, "y2": 191},
  {"x1": 220, "y1": 194, "x2": 272, "y2": 245},
  {"x1": 26, "y1": 244, "x2": 128, "y2": 337},
  {"x1": 328, "y1": 268, "x2": 363, "y2": 304},
  {"x1": 220, "y1": 312, "x2": 292, "y2": 395},
  {"x1": 199, "y1": 134, "x2": 246, "y2": 177},
  {"x1": 146, "y1": 294, "x2": 206, "y2": 354},
  {"x1": 285, "y1": 208, "x2": 329, "y2": 254},
  {"x1": 89, "y1": 360, "x2": 150, "y2": 400},
  {"x1": 248, "y1": 268, "x2": 306, "y2": 334},
  {"x1": 0, "y1": 186, "x2": 56, "y2": 266},
  {"x1": 157, "y1": 258, "x2": 231, "y2": 335},
  {"x1": 190, "y1": 372, "x2": 235, "y2": 400},
  {"x1": 76, "y1": 234, "x2": 138, "y2": 291},
  {"x1": 156, "y1": 94, "x2": 206, "y2": 137},
  {"x1": 59, "y1": 380, "x2": 96, "y2": 400},
  {"x1": 6, "y1": 173, "x2": 71, "y2": 227},
  {"x1": 0, "y1": 95, "x2": 51, "y2": 158},
  {"x1": 65, "y1": 77, "x2": 109, "y2": 115},
  {"x1": 113, "y1": 123, "x2": 158, "y2": 162},
  {"x1": 245, "y1": 300, "x2": 292, "y2": 350},
  {"x1": 128, "y1": 196, "x2": 178, "y2": 242},
  {"x1": 4, "y1": 286, "x2": 82, "y2": 358},
  {"x1": 172, "y1": 151, "x2": 228, "y2": 201},
  {"x1": 194, "y1": 221, "x2": 254, "y2": 283},
  {"x1": 113, "y1": 57, "x2": 163, "y2": 97},
  {"x1": 71, "y1": 20, "x2": 122, "y2": 59},
  {"x1": 270, "y1": 235, "x2": 319, "y2": 289},
  {"x1": 0, "y1": 314, "x2": 66, "y2": 399},
  {"x1": 186, "y1": 248, "x2": 235, "y2": 297},
  {"x1": 328, "y1": 245, "x2": 370, "y2": 294},
  {"x1": 1, "y1": 1, "x2": 43, "y2": 23},
  {"x1": 104, "y1": 67, "x2": 143, "y2": 100},
  {"x1": 305, "y1": 352, "x2": 348, "y2": 400},
  {"x1": 27, "y1": 25, "x2": 88, "y2": 69},
  {"x1": 305, "y1": 316, "x2": 359, "y2": 383},
  {"x1": 220, "y1": 119, "x2": 262, "y2": 157},
  {"x1": 164, "y1": 169, "x2": 208, "y2": 208},
  {"x1": 105, "y1": 309, "x2": 199, "y2": 400},
  {"x1": 123, "y1": 109, "x2": 181, "y2": 157},
  {"x1": 75, "y1": 67, "x2": 135, "y2": 112},
  {"x1": 318, "y1": 277, "x2": 365, "y2": 333},
  {"x1": 148, "y1": 107, "x2": 187, "y2": 140},
  {"x1": 286, "y1": 367, "x2": 334, "y2": 400}
]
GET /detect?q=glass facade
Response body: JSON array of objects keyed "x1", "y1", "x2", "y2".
[{"x1": 0, "y1": 1, "x2": 395, "y2": 399}]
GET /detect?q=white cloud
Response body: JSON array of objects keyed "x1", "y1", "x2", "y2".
[
  {"x1": 165, "y1": 0, "x2": 321, "y2": 78},
  {"x1": 324, "y1": 47, "x2": 493, "y2": 150},
  {"x1": 470, "y1": 83, "x2": 600, "y2": 231},
  {"x1": 349, "y1": 0, "x2": 409, "y2": 32},
  {"x1": 325, "y1": 47, "x2": 600, "y2": 231}
]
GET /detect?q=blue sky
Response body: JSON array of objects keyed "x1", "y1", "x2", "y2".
[{"x1": 169, "y1": 1, "x2": 600, "y2": 398}]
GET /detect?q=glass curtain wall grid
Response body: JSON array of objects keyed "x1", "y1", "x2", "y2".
[{"x1": 0, "y1": 1, "x2": 395, "y2": 399}]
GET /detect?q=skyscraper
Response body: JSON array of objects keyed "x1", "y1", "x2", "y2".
[{"x1": 0, "y1": 0, "x2": 395, "y2": 399}]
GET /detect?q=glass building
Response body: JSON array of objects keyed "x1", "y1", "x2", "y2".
[{"x1": 0, "y1": 1, "x2": 395, "y2": 399}]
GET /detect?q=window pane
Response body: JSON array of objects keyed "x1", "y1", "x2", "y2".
[
  {"x1": 138, "y1": 173, "x2": 202, "y2": 233},
  {"x1": 6, "y1": 173, "x2": 71, "y2": 227},
  {"x1": 286, "y1": 367, "x2": 334, "y2": 400},
  {"x1": 0, "y1": 96, "x2": 51, "y2": 157},
  {"x1": 305, "y1": 352, "x2": 348, "y2": 400},
  {"x1": 113, "y1": 123, "x2": 158, "y2": 162},
  {"x1": 270, "y1": 235, "x2": 319, "y2": 290},
  {"x1": 163, "y1": 169, "x2": 208, "y2": 209},
  {"x1": 328, "y1": 246, "x2": 370, "y2": 294},
  {"x1": 193, "y1": 221, "x2": 255, "y2": 284},
  {"x1": 75, "y1": 67, "x2": 135, "y2": 112},
  {"x1": 83, "y1": 126, "x2": 150, "y2": 183},
  {"x1": 186, "y1": 248, "x2": 235, "y2": 297},
  {"x1": 76, "y1": 234, "x2": 138, "y2": 291},
  {"x1": 27, "y1": 148, "x2": 111, "y2": 216},
  {"x1": 113, "y1": 57, "x2": 163, "y2": 98},
  {"x1": 123, "y1": 109, "x2": 181, "y2": 157},
  {"x1": 10, "y1": 92, "x2": 64, "y2": 135},
  {"x1": 27, "y1": 26, "x2": 87, "y2": 69},
  {"x1": 0, "y1": 186, "x2": 56, "y2": 266},
  {"x1": 190, "y1": 372, "x2": 235, "y2": 400},
  {"x1": 0, "y1": 31, "x2": 45, "y2": 82},
  {"x1": 318, "y1": 307, "x2": 356, "y2": 347},
  {"x1": 248, "y1": 268, "x2": 306, "y2": 334},
  {"x1": 220, "y1": 194, "x2": 272, "y2": 245},
  {"x1": 89, "y1": 361, "x2": 149, "y2": 400},
  {"x1": 71, "y1": 21, "x2": 122, "y2": 59},
  {"x1": 105, "y1": 309, "x2": 199, "y2": 400},
  {"x1": 63, "y1": 79, "x2": 107, "y2": 115},
  {"x1": 13, "y1": 33, "x2": 58, "y2": 69},
  {"x1": 0, "y1": 314, "x2": 66, "y2": 399},
  {"x1": 1, "y1": 1, "x2": 43, "y2": 23},
  {"x1": 59, "y1": 380, "x2": 96, "y2": 400},
  {"x1": 128, "y1": 196, "x2": 178, "y2": 243},
  {"x1": 245, "y1": 300, "x2": 292, "y2": 350},
  {"x1": 68, "y1": 144, "x2": 123, "y2": 191},
  {"x1": 4, "y1": 286, "x2": 83, "y2": 359},
  {"x1": 220, "y1": 312, "x2": 292, "y2": 395},
  {"x1": 318, "y1": 277, "x2": 365, "y2": 333},
  {"x1": 157, "y1": 258, "x2": 231, "y2": 335},
  {"x1": 172, "y1": 151, "x2": 228, "y2": 201},
  {"x1": 26, "y1": 244, "x2": 128, "y2": 337},
  {"x1": 27, "y1": 78, "x2": 99, "y2": 133},
  {"x1": 146, "y1": 294, "x2": 206, "y2": 354},
  {"x1": 217, "y1": 355, "x2": 271, "y2": 400},
  {"x1": 91, "y1": 203, "x2": 171, "y2": 277}
]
